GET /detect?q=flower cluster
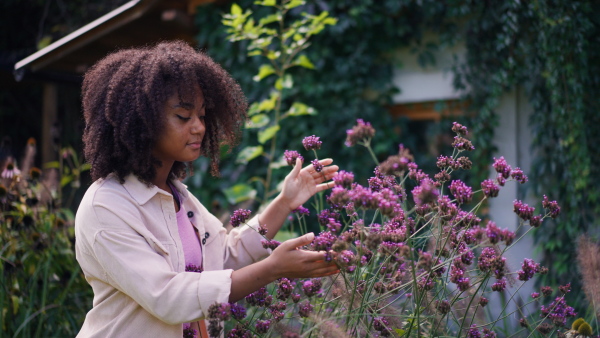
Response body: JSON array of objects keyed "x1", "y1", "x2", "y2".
[
  {"x1": 302, "y1": 135, "x2": 322, "y2": 151},
  {"x1": 345, "y1": 118, "x2": 375, "y2": 147},
  {"x1": 211, "y1": 121, "x2": 574, "y2": 338},
  {"x1": 230, "y1": 209, "x2": 252, "y2": 227},
  {"x1": 283, "y1": 150, "x2": 303, "y2": 166}
]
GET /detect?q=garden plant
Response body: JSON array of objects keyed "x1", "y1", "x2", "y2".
[{"x1": 204, "y1": 120, "x2": 589, "y2": 337}]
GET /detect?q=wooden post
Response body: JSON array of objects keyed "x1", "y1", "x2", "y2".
[{"x1": 42, "y1": 83, "x2": 58, "y2": 165}]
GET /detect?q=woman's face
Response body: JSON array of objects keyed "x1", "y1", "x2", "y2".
[{"x1": 152, "y1": 88, "x2": 206, "y2": 166}]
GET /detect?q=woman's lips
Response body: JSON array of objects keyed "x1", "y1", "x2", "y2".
[{"x1": 187, "y1": 142, "x2": 202, "y2": 150}]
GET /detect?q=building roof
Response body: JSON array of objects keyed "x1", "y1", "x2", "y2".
[{"x1": 14, "y1": 0, "x2": 214, "y2": 82}]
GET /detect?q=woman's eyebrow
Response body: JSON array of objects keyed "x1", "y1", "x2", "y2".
[{"x1": 173, "y1": 102, "x2": 194, "y2": 109}]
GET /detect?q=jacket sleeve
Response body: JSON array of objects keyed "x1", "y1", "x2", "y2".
[
  {"x1": 218, "y1": 215, "x2": 272, "y2": 271},
  {"x1": 87, "y1": 205, "x2": 232, "y2": 325}
]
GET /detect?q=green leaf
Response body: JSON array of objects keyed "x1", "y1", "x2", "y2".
[
  {"x1": 293, "y1": 54, "x2": 315, "y2": 69},
  {"x1": 256, "y1": 92, "x2": 280, "y2": 112},
  {"x1": 223, "y1": 184, "x2": 257, "y2": 205},
  {"x1": 81, "y1": 163, "x2": 91, "y2": 172},
  {"x1": 254, "y1": 0, "x2": 276, "y2": 6},
  {"x1": 231, "y1": 3, "x2": 242, "y2": 15},
  {"x1": 284, "y1": 0, "x2": 305, "y2": 10},
  {"x1": 60, "y1": 175, "x2": 73, "y2": 188},
  {"x1": 258, "y1": 124, "x2": 280, "y2": 144},
  {"x1": 395, "y1": 329, "x2": 406, "y2": 336},
  {"x1": 236, "y1": 145, "x2": 264, "y2": 164},
  {"x1": 259, "y1": 14, "x2": 280, "y2": 26},
  {"x1": 44, "y1": 161, "x2": 60, "y2": 169},
  {"x1": 253, "y1": 64, "x2": 276, "y2": 82},
  {"x1": 286, "y1": 102, "x2": 316, "y2": 116},
  {"x1": 245, "y1": 114, "x2": 270, "y2": 128},
  {"x1": 274, "y1": 74, "x2": 293, "y2": 90}
]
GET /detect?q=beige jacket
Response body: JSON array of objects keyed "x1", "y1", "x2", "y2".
[{"x1": 75, "y1": 174, "x2": 270, "y2": 337}]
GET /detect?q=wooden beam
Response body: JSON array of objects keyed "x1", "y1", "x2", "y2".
[{"x1": 42, "y1": 83, "x2": 58, "y2": 164}]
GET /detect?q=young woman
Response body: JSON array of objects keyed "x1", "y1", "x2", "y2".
[{"x1": 75, "y1": 41, "x2": 339, "y2": 337}]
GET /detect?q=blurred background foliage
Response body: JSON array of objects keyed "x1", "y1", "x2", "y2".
[
  {"x1": 0, "y1": 0, "x2": 599, "y2": 334},
  {"x1": 192, "y1": 0, "x2": 600, "y2": 315}
]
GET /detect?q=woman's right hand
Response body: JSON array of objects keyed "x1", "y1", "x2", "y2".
[{"x1": 266, "y1": 233, "x2": 340, "y2": 279}]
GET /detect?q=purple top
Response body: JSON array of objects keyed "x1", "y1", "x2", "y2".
[{"x1": 170, "y1": 183, "x2": 202, "y2": 337}]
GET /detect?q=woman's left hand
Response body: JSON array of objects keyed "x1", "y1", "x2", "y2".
[{"x1": 278, "y1": 158, "x2": 339, "y2": 211}]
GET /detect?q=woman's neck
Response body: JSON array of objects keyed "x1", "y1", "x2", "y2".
[{"x1": 151, "y1": 161, "x2": 174, "y2": 192}]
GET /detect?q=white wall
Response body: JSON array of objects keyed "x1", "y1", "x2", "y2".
[{"x1": 392, "y1": 43, "x2": 540, "y2": 327}]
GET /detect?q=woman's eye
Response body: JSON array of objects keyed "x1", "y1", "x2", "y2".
[{"x1": 176, "y1": 114, "x2": 191, "y2": 121}]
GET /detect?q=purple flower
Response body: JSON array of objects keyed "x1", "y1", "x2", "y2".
[
  {"x1": 302, "y1": 135, "x2": 322, "y2": 151},
  {"x1": 541, "y1": 296, "x2": 576, "y2": 327},
  {"x1": 513, "y1": 200, "x2": 535, "y2": 221},
  {"x1": 183, "y1": 327, "x2": 197, "y2": 338},
  {"x1": 230, "y1": 209, "x2": 252, "y2": 227},
  {"x1": 435, "y1": 300, "x2": 451, "y2": 314},
  {"x1": 228, "y1": 324, "x2": 251, "y2": 338},
  {"x1": 531, "y1": 292, "x2": 540, "y2": 299},
  {"x1": 467, "y1": 324, "x2": 481, "y2": 338},
  {"x1": 283, "y1": 150, "x2": 303, "y2": 166},
  {"x1": 373, "y1": 317, "x2": 391, "y2": 336},
  {"x1": 452, "y1": 136, "x2": 475, "y2": 151},
  {"x1": 492, "y1": 157, "x2": 511, "y2": 179},
  {"x1": 517, "y1": 258, "x2": 540, "y2": 281},
  {"x1": 298, "y1": 300, "x2": 313, "y2": 317},
  {"x1": 255, "y1": 320, "x2": 271, "y2": 334},
  {"x1": 478, "y1": 247, "x2": 498, "y2": 272},
  {"x1": 261, "y1": 239, "x2": 281, "y2": 250},
  {"x1": 310, "y1": 159, "x2": 323, "y2": 172},
  {"x1": 245, "y1": 287, "x2": 272, "y2": 307},
  {"x1": 311, "y1": 231, "x2": 337, "y2": 251},
  {"x1": 479, "y1": 297, "x2": 488, "y2": 307},
  {"x1": 412, "y1": 178, "x2": 439, "y2": 206},
  {"x1": 185, "y1": 264, "x2": 202, "y2": 273},
  {"x1": 559, "y1": 283, "x2": 571, "y2": 294},
  {"x1": 345, "y1": 119, "x2": 375, "y2": 147},
  {"x1": 302, "y1": 279, "x2": 322, "y2": 297},
  {"x1": 449, "y1": 180, "x2": 473, "y2": 204},
  {"x1": 229, "y1": 302, "x2": 247, "y2": 320},
  {"x1": 379, "y1": 155, "x2": 410, "y2": 175},
  {"x1": 481, "y1": 179, "x2": 500, "y2": 198},
  {"x1": 510, "y1": 167, "x2": 528, "y2": 184},
  {"x1": 408, "y1": 163, "x2": 429, "y2": 182},
  {"x1": 327, "y1": 187, "x2": 351, "y2": 210},
  {"x1": 334, "y1": 250, "x2": 355, "y2": 268},
  {"x1": 207, "y1": 303, "x2": 231, "y2": 321},
  {"x1": 491, "y1": 278, "x2": 507, "y2": 292},
  {"x1": 529, "y1": 215, "x2": 543, "y2": 227},
  {"x1": 452, "y1": 122, "x2": 469, "y2": 135},
  {"x1": 292, "y1": 206, "x2": 310, "y2": 216},
  {"x1": 485, "y1": 221, "x2": 502, "y2": 244},
  {"x1": 541, "y1": 286, "x2": 553, "y2": 297},
  {"x1": 258, "y1": 224, "x2": 268, "y2": 236},
  {"x1": 276, "y1": 278, "x2": 293, "y2": 300},
  {"x1": 436, "y1": 155, "x2": 455, "y2": 169},
  {"x1": 349, "y1": 184, "x2": 378, "y2": 209},
  {"x1": 542, "y1": 195, "x2": 561, "y2": 219},
  {"x1": 333, "y1": 170, "x2": 354, "y2": 188},
  {"x1": 291, "y1": 293, "x2": 301, "y2": 303}
]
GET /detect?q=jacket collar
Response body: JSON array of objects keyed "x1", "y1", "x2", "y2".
[{"x1": 121, "y1": 174, "x2": 189, "y2": 205}]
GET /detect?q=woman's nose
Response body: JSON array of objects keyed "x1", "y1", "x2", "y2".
[{"x1": 191, "y1": 116, "x2": 205, "y2": 134}]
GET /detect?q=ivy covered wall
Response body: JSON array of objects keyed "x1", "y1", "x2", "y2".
[{"x1": 192, "y1": 0, "x2": 600, "y2": 311}]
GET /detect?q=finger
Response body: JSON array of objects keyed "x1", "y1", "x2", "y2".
[
  {"x1": 280, "y1": 232, "x2": 314, "y2": 250},
  {"x1": 318, "y1": 158, "x2": 334, "y2": 166},
  {"x1": 316, "y1": 181, "x2": 334, "y2": 191},
  {"x1": 290, "y1": 157, "x2": 303, "y2": 177}
]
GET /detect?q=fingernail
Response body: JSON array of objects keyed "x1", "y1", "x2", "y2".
[{"x1": 305, "y1": 232, "x2": 314, "y2": 241}]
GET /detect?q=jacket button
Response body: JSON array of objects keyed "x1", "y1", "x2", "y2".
[
  {"x1": 204, "y1": 232, "x2": 209, "y2": 239},
  {"x1": 202, "y1": 238, "x2": 206, "y2": 245},
  {"x1": 187, "y1": 211, "x2": 194, "y2": 218}
]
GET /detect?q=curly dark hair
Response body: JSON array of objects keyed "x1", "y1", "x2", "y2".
[{"x1": 82, "y1": 40, "x2": 248, "y2": 183}]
